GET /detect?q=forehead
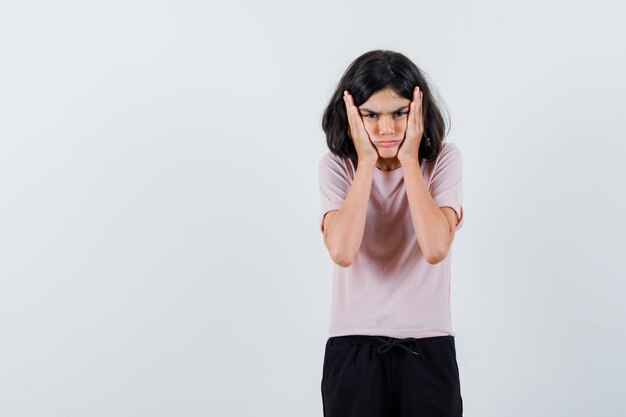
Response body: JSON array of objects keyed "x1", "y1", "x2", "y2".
[{"x1": 359, "y1": 88, "x2": 410, "y2": 109}]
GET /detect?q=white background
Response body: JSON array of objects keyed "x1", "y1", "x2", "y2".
[{"x1": 1, "y1": 1, "x2": 625, "y2": 416}]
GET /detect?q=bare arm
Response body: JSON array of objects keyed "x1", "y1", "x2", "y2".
[
  {"x1": 401, "y1": 159, "x2": 454, "y2": 264},
  {"x1": 322, "y1": 159, "x2": 376, "y2": 267},
  {"x1": 397, "y1": 87, "x2": 460, "y2": 264}
]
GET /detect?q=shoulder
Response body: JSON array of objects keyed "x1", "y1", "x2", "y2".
[
  {"x1": 433, "y1": 142, "x2": 463, "y2": 169},
  {"x1": 439, "y1": 142, "x2": 462, "y2": 159},
  {"x1": 318, "y1": 151, "x2": 354, "y2": 175},
  {"x1": 319, "y1": 151, "x2": 347, "y2": 165}
]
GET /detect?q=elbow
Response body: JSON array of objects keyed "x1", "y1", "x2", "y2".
[
  {"x1": 423, "y1": 236, "x2": 452, "y2": 265},
  {"x1": 424, "y1": 248, "x2": 448, "y2": 265},
  {"x1": 328, "y1": 244, "x2": 355, "y2": 267},
  {"x1": 424, "y1": 254, "x2": 440, "y2": 265},
  {"x1": 331, "y1": 250, "x2": 354, "y2": 268},
  {"x1": 335, "y1": 258, "x2": 352, "y2": 268},
  {"x1": 325, "y1": 235, "x2": 355, "y2": 268}
]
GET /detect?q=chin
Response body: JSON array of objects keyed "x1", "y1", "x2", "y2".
[{"x1": 376, "y1": 145, "x2": 399, "y2": 155}]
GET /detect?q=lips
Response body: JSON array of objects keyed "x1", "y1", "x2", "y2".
[{"x1": 375, "y1": 140, "x2": 400, "y2": 147}]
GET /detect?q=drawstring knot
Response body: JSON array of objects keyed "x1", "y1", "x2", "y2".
[{"x1": 374, "y1": 336, "x2": 422, "y2": 357}]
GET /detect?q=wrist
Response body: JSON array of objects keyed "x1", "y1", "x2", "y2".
[
  {"x1": 398, "y1": 155, "x2": 420, "y2": 166},
  {"x1": 358, "y1": 157, "x2": 378, "y2": 168}
]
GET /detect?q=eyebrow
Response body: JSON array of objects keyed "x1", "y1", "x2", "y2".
[{"x1": 359, "y1": 106, "x2": 409, "y2": 114}]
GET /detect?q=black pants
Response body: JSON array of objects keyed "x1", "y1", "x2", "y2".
[{"x1": 321, "y1": 334, "x2": 463, "y2": 417}]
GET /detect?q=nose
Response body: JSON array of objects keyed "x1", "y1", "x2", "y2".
[{"x1": 378, "y1": 115, "x2": 394, "y2": 135}]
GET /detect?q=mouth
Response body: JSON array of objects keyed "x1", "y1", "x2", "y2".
[{"x1": 375, "y1": 140, "x2": 400, "y2": 148}]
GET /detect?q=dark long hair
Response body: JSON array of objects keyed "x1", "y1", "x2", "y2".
[{"x1": 321, "y1": 50, "x2": 450, "y2": 170}]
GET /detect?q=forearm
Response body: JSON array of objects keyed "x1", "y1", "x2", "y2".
[
  {"x1": 325, "y1": 160, "x2": 376, "y2": 266},
  {"x1": 401, "y1": 158, "x2": 450, "y2": 264}
]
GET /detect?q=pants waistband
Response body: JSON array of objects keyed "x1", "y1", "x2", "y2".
[{"x1": 327, "y1": 334, "x2": 453, "y2": 358}]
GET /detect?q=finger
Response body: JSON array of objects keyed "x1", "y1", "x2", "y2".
[
  {"x1": 408, "y1": 97, "x2": 417, "y2": 135},
  {"x1": 407, "y1": 88, "x2": 417, "y2": 132},
  {"x1": 406, "y1": 102, "x2": 413, "y2": 136},
  {"x1": 343, "y1": 91, "x2": 355, "y2": 137},
  {"x1": 418, "y1": 91, "x2": 424, "y2": 132},
  {"x1": 405, "y1": 102, "x2": 410, "y2": 132},
  {"x1": 412, "y1": 88, "x2": 421, "y2": 132},
  {"x1": 348, "y1": 93, "x2": 358, "y2": 120},
  {"x1": 412, "y1": 87, "x2": 421, "y2": 131},
  {"x1": 348, "y1": 93, "x2": 367, "y2": 135}
]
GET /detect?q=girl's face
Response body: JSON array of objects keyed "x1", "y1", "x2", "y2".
[{"x1": 358, "y1": 87, "x2": 411, "y2": 158}]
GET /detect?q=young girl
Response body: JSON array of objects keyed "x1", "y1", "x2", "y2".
[{"x1": 318, "y1": 50, "x2": 464, "y2": 417}]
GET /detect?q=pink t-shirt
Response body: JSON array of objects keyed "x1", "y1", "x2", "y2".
[{"x1": 318, "y1": 142, "x2": 464, "y2": 339}]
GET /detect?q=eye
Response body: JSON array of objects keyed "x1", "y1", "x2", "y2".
[{"x1": 361, "y1": 112, "x2": 407, "y2": 118}]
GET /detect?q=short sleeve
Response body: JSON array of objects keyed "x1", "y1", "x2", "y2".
[
  {"x1": 429, "y1": 143, "x2": 464, "y2": 231},
  {"x1": 318, "y1": 152, "x2": 353, "y2": 234}
]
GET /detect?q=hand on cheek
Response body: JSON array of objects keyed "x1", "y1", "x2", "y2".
[{"x1": 397, "y1": 86, "x2": 423, "y2": 164}]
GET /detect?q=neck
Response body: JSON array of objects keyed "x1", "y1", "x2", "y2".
[{"x1": 376, "y1": 156, "x2": 401, "y2": 171}]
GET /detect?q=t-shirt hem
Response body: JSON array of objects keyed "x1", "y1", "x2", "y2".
[{"x1": 328, "y1": 328, "x2": 455, "y2": 339}]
